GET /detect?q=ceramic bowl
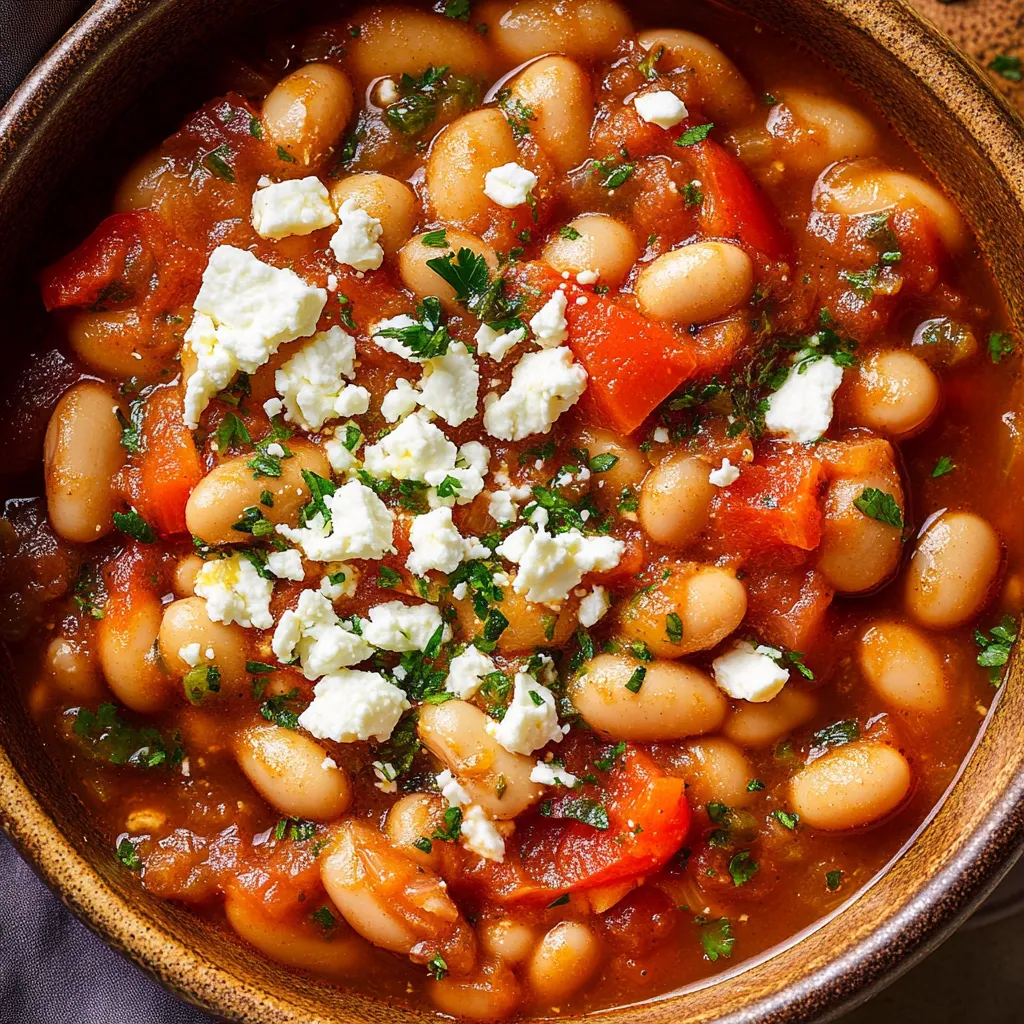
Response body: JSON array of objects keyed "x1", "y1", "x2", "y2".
[{"x1": 1, "y1": 1, "x2": 1024, "y2": 1021}]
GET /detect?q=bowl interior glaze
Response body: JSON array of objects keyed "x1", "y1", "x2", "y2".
[{"x1": 1, "y1": 1, "x2": 1024, "y2": 1022}]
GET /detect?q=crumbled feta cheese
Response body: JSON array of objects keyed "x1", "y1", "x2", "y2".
[
  {"x1": 363, "y1": 411, "x2": 457, "y2": 481},
  {"x1": 483, "y1": 347, "x2": 587, "y2": 441},
  {"x1": 251, "y1": 176, "x2": 336, "y2": 240},
  {"x1": 377, "y1": 78, "x2": 400, "y2": 105},
  {"x1": 178, "y1": 642, "x2": 202, "y2": 668},
  {"x1": 487, "y1": 671, "x2": 563, "y2": 755},
  {"x1": 577, "y1": 586, "x2": 610, "y2": 628},
  {"x1": 272, "y1": 589, "x2": 373, "y2": 679},
  {"x1": 528, "y1": 291, "x2": 569, "y2": 348},
  {"x1": 371, "y1": 315, "x2": 422, "y2": 362},
  {"x1": 274, "y1": 326, "x2": 370, "y2": 431},
  {"x1": 319, "y1": 563, "x2": 358, "y2": 601},
  {"x1": 419, "y1": 342, "x2": 479, "y2": 427},
  {"x1": 475, "y1": 322, "x2": 526, "y2": 363},
  {"x1": 496, "y1": 517, "x2": 623, "y2": 604},
  {"x1": 326, "y1": 273, "x2": 339, "y2": 292},
  {"x1": 381, "y1": 378, "x2": 421, "y2": 422},
  {"x1": 445, "y1": 645, "x2": 497, "y2": 699},
  {"x1": 487, "y1": 489, "x2": 519, "y2": 524},
  {"x1": 324, "y1": 425, "x2": 361, "y2": 475},
  {"x1": 424, "y1": 440, "x2": 490, "y2": 509},
  {"x1": 436, "y1": 768, "x2": 472, "y2": 808},
  {"x1": 575, "y1": 269, "x2": 599, "y2": 285},
  {"x1": 194, "y1": 553, "x2": 274, "y2": 629},
  {"x1": 712, "y1": 640, "x2": 790, "y2": 703},
  {"x1": 460, "y1": 804, "x2": 505, "y2": 862},
  {"x1": 764, "y1": 356, "x2": 844, "y2": 443},
  {"x1": 263, "y1": 397, "x2": 284, "y2": 418},
  {"x1": 182, "y1": 246, "x2": 326, "y2": 428},
  {"x1": 297, "y1": 669, "x2": 410, "y2": 742},
  {"x1": 372, "y1": 761, "x2": 398, "y2": 792},
  {"x1": 362, "y1": 600, "x2": 447, "y2": 652},
  {"x1": 530, "y1": 761, "x2": 578, "y2": 788},
  {"x1": 407, "y1": 507, "x2": 469, "y2": 575},
  {"x1": 265, "y1": 442, "x2": 286, "y2": 458},
  {"x1": 483, "y1": 161, "x2": 538, "y2": 208},
  {"x1": 633, "y1": 90, "x2": 689, "y2": 129},
  {"x1": 329, "y1": 198, "x2": 384, "y2": 271},
  {"x1": 709, "y1": 457, "x2": 741, "y2": 487},
  {"x1": 267, "y1": 548, "x2": 304, "y2": 581},
  {"x1": 322, "y1": 756, "x2": 339, "y2": 771},
  {"x1": 277, "y1": 479, "x2": 395, "y2": 561}
]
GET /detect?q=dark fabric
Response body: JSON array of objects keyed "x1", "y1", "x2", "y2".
[{"x1": 0, "y1": 14, "x2": 211, "y2": 1024}]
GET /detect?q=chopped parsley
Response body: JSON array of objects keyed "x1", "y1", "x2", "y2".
[
  {"x1": 421, "y1": 228, "x2": 449, "y2": 248},
  {"x1": 276, "y1": 145, "x2": 295, "y2": 163},
  {"x1": 932, "y1": 456, "x2": 956, "y2": 478},
  {"x1": 541, "y1": 796, "x2": 610, "y2": 831},
  {"x1": 698, "y1": 916, "x2": 735, "y2": 961},
  {"x1": 989, "y1": 54, "x2": 1023, "y2": 81},
  {"x1": 826, "y1": 870, "x2": 844, "y2": 891},
  {"x1": 431, "y1": 805, "x2": 463, "y2": 842},
  {"x1": 625, "y1": 665, "x2": 646, "y2": 694},
  {"x1": 772, "y1": 809, "x2": 800, "y2": 831},
  {"x1": 72, "y1": 703, "x2": 182, "y2": 769},
  {"x1": 497, "y1": 87, "x2": 535, "y2": 138},
  {"x1": 203, "y1": 144, "x2": 236, "y2": 183},
  {"x1": 588, "y1": 452, "x2": 619, "y2": 474},
  {"x1": 116, "y1": 398, "x2": 145, "y2": 454},
  {"x1": 593, "y1": 740, "x2": 627, "y2": 772},
  {"x1": 728, "y1": 850, "x2": 759, "y2": 886},
  {"x1": 385, "y1": 65, "x2": 479, "y2": 137},
  {"x1": 559, "y1": 225, "x2": 582, "y2": 240},
  {"x1": 427, "y1": 953, "x2": 448, "y2": 981},
  {"x1": 811, "y1": 719, "x2": 860, "y2": 749},
  {"x1": 113, "y1": 509, "x2": 155, "y2": 544},
  {"x1": 975, "y1": 615, "x2": 1018, "y2": 685},
  {"x1": 377, "y1": 566, "x2": 402, "y2": 589},
  {"x1": 675, "y1": 122, "x2": 714, "y2": 147},
  {"x1": 590, "y1": 149, "x2": 635, "y2": 189},
  {"x1": 988, "y1": 331, "x2": 1017, "y2": 362},
  {"x1": 683, "y1": 181, "x2": 703, "y2": 208},
  {"x1": 443, "y1": 0, "x2": 470, "y2": 18},
  {"x1": 72, "y1": 564, "x2": 106, "y2": 620},
  {"x1": 638, "y1": 44, "x2": 664, "y2": 81},
  {"x1": 260, "y1": 688, "x2": 302, "y2": 730},
  {"x1": 853, "y1": 487, "x2": 903, "y2": 529},
  {"x1": 182, "y1": 663, "x2": 221, "y2": 705},
  {"x1": 426, "y1": 247, "x2": 522, "y2": 324},
  {"x1": 116, "y1": 838, "x2": 143, "y2": 871},
  {"x1": 665, "y1": 612, "x2": 683, "y2": 644},
  {"x1": 312, "y1": 906, "x2": 336, "y2": 931},
  {"x1": 747, "y1": 779, "x2": 765, "y2": 792},
  {"x1": 375, "y1": 295, "x2": 452, "y2": 358}
]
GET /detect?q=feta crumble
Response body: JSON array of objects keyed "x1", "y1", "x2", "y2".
[
  {"x1": 445, "y1": 645, "x2": 497, "y2": 699},
  {"x1": 436, "y1": 768, "x2": 472, "y2": 808},
  {"x1": 418, "y1": 342, "x2": 479, "y2": 427},
  {"x1": 424, "y1": 440, "x2": 490, "y2": 508},
  {"x1": 329, "y1": 198, "x2": 384, "y2": 271},
  {"x1": 271, "y1": 589, "x2": 373, "y2": 679},
  {"x1": 406, "y1": 507, "x2": 470, "y2": 575},
  {"x1": 381, "y1": 378, "x2": 421, "y2": 422},
  {"x1": 633, "y1": 90, "x2": 689, "y2": 129},
  {"x1": 319, "y1": 564, "x2": 358, "y2": 601},
  {"x1": 475, "y1": 322, "x2": 526, "y2": 363},
  {"x1": 528, "y1": 291, "x2": 569, "y2": 348},
  {"x1": 274, "y1": 326, "x2": 370, "y2": 431},
  {"x1": 251, "y1": 176, "x2": 336, "y2": 240},
  {"x1": 712, "y1": 640, "x2": 790, "y2": 703},
  {"x1": 577, "y1": 586, "x2": 610, "y2": 628},
  {"x1": 764, "y1": 356, "x2": 844, "y2": 443},
  {"x1": 194, "y1": 553, "x2": 274, "y2": 629},
  {"x1": 530, "y1": 761, "x2": 579, "y2": 788},
  {"x1": 363, "y1": 411, "x2": 457, "y2": 481},
  {"x1": 266, "y1": 548, "x2": 304, "y2": 581},
  {"x1": 297, "y1": 669, "x2": 410, "y2": 743},
  {"x1": 277, "y1": 479, "x2": 395, "y2": 561},
  {"x1": 496, "y1": 515, "x2": 623, "y2": 605},
  {"x1": 487, "y1": 489, "x2": 520, "y2": 524},
  {"x1": 483, "y1": 347, "x2": 587, "y2": 441},
  {"x1": 371, "y1": 315, "x2": 423, "y2": 362},
  {"x1": 709, "y1": 457, "x2": 741, "y2": 487},
  {"x1": 483, "y1": 161, "x2": 538, "y2": 208},
  {"x1": 182, "y1": 246, "x2": 326, "y2": 428},
  {"x1": 362, "y1": 601, "x2": 447, "y2": 652},
  {"x1": 487, "y1": 671, "x2": 564, "y2": 755},
  {"x1": 576, "y1": 269, "x2": 599, "y2": 286},
  {"x1": 460, "y1": 804, "x2": 505, "y2": 862}
]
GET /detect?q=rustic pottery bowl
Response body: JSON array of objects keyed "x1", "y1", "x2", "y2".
[{"x1": 2, "y1": 0, "x2": 1024, "y2": 1021}]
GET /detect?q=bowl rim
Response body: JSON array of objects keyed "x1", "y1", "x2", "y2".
[{"x1": 2, "y1": 0, "x2": 1024, "y2": 1022}]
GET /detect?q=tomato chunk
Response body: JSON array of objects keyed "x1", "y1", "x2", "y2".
[
  {"x1": 745, "y1": 565, "x2": 834, "y2": 652},
  {"x1": 522, "y1": 265, "x2": 696, "y2": 434},
  {"x1": 126, "y1": 386, "x2": 203, "y2": 537},
  {"x1": 712, "y1": 451, "x2": 826, "y2": 554},
  {"x1": 470, "y1": 747, "x2": 690, "y2": 904},
  {"x1": 693, "y1": 140, "x2": 789, "y2": 260}
]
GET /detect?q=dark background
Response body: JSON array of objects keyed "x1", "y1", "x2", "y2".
[{"x1": 2, "y1": 1, "x2": 1023, "y2": 1021}]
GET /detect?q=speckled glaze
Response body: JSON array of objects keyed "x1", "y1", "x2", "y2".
[{"x1": 1, "y1": 1, "x2": 1023, "y2": 1022}]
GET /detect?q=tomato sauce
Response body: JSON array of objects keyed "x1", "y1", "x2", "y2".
[{"x1": 1, "y1": 0, "x2": 1020, "y2": 1017}]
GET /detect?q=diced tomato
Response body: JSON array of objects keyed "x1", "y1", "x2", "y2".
[
  {"x1": 226, "y1": 833, "x2": 326, "y2": 920},
  {"x1": 689, "y1": 316, "x2": 752, "y2": 378},
  {"x1": 126, "y1": 386, "x2": 203, "y2": 537},
  {"x1": 744, "y1": 565, "x2": 834, "y2": 652},
  {"x1": 469, "y1": 748, "x2": 690, "y2": 904},
  {"x1": 890, "y1": 204, "x2": 944, "y2": 297},
  {"x1": 712, "y1": 452, "x2": 826, "y2": 554},
  {"x1": 816, "y1": 436, "x2": 896, "y2": 480},
  {"x1": 39, "y1": 210, "x2": 188, "y2": 314},
  {"x1": 693, "y1": 140, "x2": 789, "y2": 260},
  {"x1": 522, "y1": 265, "x2": 695, "y2": 435}
]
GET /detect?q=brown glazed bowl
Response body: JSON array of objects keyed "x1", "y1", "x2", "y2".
[{"x1": 1, "y1": 1, "x2": 1024, "y2": 1022}]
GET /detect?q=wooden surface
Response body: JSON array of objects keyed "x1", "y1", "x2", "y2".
[{"x1": 913, "y1": 0, "x2": 1024, "y2": 106}]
